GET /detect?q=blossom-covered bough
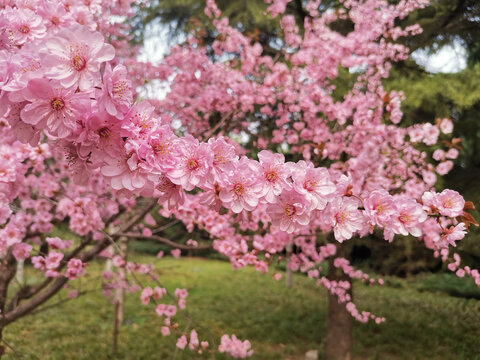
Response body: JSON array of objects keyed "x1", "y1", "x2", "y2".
[{"x1": 0, "y1": 0, "x2": 477, "y2": 358}]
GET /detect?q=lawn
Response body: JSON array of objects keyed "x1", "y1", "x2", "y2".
[{"x1": 4, "y1": 257, "x2": 480, "y2": 359}]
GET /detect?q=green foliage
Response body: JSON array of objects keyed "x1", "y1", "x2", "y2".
[
  {"x1": 5, "y1": 257, "x2": 480, "y2": 359},
  {"x1": 414, "y1": 272, "x2": 480, "y2": 299},
  {"x1": 386, "y1": 62, "x2": 480, "y2": 163},
  {"x1": 399, "y1": 0, "x2": 480, "y2": 53}
]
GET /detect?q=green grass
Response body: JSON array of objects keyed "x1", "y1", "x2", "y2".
[{"x1": 4, "y1": 257, "x2": 480, "y2": 360}]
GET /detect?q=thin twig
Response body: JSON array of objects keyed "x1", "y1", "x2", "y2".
[
  {"x1": 152, "y1": 220, "x2": 180, "y2": 234},
  {"x1": 116, "y1": 233, "x2": 212, "y2": 251},
  {"x1": 202, "y1": 110, "x2": 234, "y2": 141},
  {"x1": 1, "y1": 338, "x2": 21, "y2": 359}
]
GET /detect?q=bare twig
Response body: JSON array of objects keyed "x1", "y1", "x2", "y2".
[
  {"x1": 202, "y1": 110, "x2": 234, "y2": 141},
  {"x1": 116, "y1": 233, "x2": 212, "y2": 251},
  {"x1": 152, "y1": 220, "x2": 180, "y2": 234},
  {"x1": 1, "y1": 338, "x2": 21, "y2": 359}
]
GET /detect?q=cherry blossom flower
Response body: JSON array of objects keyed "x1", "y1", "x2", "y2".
[
  {"x1": 267, "y1": 189, "x2": 310, "y2": 233},
  {"x1": 41, "y1": 24, "x2": 115, "y2": 90},
  {"x1": 219, "y1": 157, "x2": 263, "y2": 213},
  {"x1": 176, "y1": 335, "x2": 187, "y2": 350},
  {"x1": 441, "y1": 223, "x2": 466, "y2": 246},
  {"x1": 12, "y1": 242, "x2": 32, "y2": 260},
  {"x1": 140, "y1": 287, "x2": 153, "y2": 305},
  {"x1": 167, "y1": 135, "x2": 212, "y2": 191},
  {"x1": 21, "y1": 78, "x2": 91, "y2": 138},
  {"x1": 257, "y1": 150, "x2": 291, "y2": 203},
  {"x1": 326, "y1": 198, "x2": 364, "y2": 242},
  {"x1": 391, "y1": 200, "x2": 427, "y2": 238},
  {"x1": 363, "y1": 190, "x2": 396, "y2": 227},
  {"x1": 292, "y1": 161, "x2": 336, "y2": 210},
  {"x1": 439, "y1": 118, "x2": 453, "y2": 134},
  {"x1": 5, "y1": 7, "x2": 46, "y2": 46},
  {"x1": 433, "y1": 189, "x2": 465, "y2": 218},
  {"x1": 97, "y1": 63, "x2": 132, "y2": 118}
]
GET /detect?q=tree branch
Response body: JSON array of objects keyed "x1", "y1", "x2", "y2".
[{"x1": 116, "y1": 232, "x2": 212, "y2": 251}]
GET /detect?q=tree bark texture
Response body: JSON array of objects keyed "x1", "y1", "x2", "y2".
[{"x1": 325, "y1": 235, "x2": 353, "y2": 360}]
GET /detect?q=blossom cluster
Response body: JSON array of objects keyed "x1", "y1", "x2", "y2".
[{"x1": 0, "y1": 0, "x2": 477, "y2": 358}]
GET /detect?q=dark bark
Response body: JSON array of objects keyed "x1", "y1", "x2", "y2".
[
  {"x1": 0, "y1": 251, "x2": 16, "y2": 358},
  {"x1": 325, "y1": 234, "x2": 353, "y2": 360}
]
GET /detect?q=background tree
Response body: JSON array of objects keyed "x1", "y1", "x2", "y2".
[{"x1": 130, "y1": 0, "x2": 480, "y2": 274}]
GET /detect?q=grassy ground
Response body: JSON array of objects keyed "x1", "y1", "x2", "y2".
[{"x1": 4, "y1": 257, "x2": 480, "y2": 360}]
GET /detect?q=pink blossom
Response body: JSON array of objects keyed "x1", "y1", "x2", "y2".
[
  {"x1": 208, "y1": 136, "x2": 238, "y2": 181},
  {"x1": 45, "y1": 251, "x2": 64, "y2": 270},
  {"x1": 142, "y1": 227, "x2": 152, "y2": 236},
  {"x1": 161, "y1": 326, "x2": 170, "y2": 336},
  {"x1": 433, "y1": 189, "x2": 465, "y2": 217},
  {"x1": 41, "y1": 24, "x2": 115, "y2": 90},
  {"x1": 257, "y1": 150, "x2": 291, "y2": 203},
  {"x1": 154, "y1": 174, "x2": 185, "y2": 208},
  {"x1": 97, "y1": 63, "x2": 132, "y2": 118},
  {"x1": 0, "y1": 203, "x2": 11, "y2": 224},
  {"x1": 189, "y1": 329, "x2": 199, "y2": 350},
  {"x1": 65, "y1": 258, "x2": 85, "y2": 280},
  {"x1": 165, "y1": 305, "x2": 177, "y2": 317},
  {"x1": 441, "y1": 223, "x2": 467, "y2": 246},
  {"x1": 101, "y1": 153, "x2": 147, "y2": 191},
  {"x1": 456, "y1": 268, "x2": 465, "y2": 277},
  {"x1": 266, "y1": 189, "x2": 310, "y2": 233},
  {"x1": 439, "y1": 118, "x2": 453, "y2": 134},
  {"x1": 445, "y1": 148, "x2": 459, "y2": 159},
  {"x1": 171, "y1": 249, "x2": 181, "y2": 258},
  {"x1": 219, "y1": 157, "x2": 263, "y2": 213},
  {"x1": 37, "y1": 0, "x2": 72, "y2": 29},
  {"x1": 32, "y1": 256, "x2": 46, "y2": 271},
  {"x1": 155, "y1": 304, "x2": 167, "y2": 316},
  {"x1": 432, "y1": 149, "x2": 445, "y2": 161},
  {"x1": 326, "y1": 198, "x2": 364, "y2": 242},
  {"x1": 112, "y1": 255, "x2": 125, "y2": 267},
  {"x1": 422, "y1": 123, "x2": 440, "y2": 146},
  {"x1": 292, "y1": 161, "x2": 336, "y2": 210},
  {"x1": 153, "y1": 287, "x2": 167, "y2": 300},
  {"x1": 21, "y1": 78, "x2": 91, "y2": 138},
  {"x1": 5, "y1": 7, "x2": 46, "y2": 46},
  {"x1": 12, "y1": 242, "x2": 32, "y2": 260},
  {"x1": 68, "y1": 290, "x2": 79, "y2": 299},
  {"x1": 174, "y1": 288, "x2": 188, "y2": 299},
  {"x1": 363, "y1": 190, "x2": 396, "y2": 227},
  {"x1": 218, "y1": 334, "x2": 253, "y2": 358},
  {"x1": 46, "y1": 237, "x2": 72, "y2": 250},
  {"x1": 167, "y1": 135, "x2": 212, "y2": 191},
  {"x1": 176, "y1": 335, "x2": 187, "y2": 350},
  {"x1": 138, "y1": 125, "x2": 178, "y2": 173},
  {"x1": 392, "y1": 200, "x2": 427, "y2": 237},
  {"x1": 436, "y1": 160, "x2": 453, "y2": 175},
  {"x1": 140, "y1": 286, "x2": 153, "y2": 305}
]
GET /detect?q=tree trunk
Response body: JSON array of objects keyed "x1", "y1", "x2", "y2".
[
  {"x1": 0, "y1": 252, "x2": 16, "y2": 359},
  {"x1": 115, "y1": 237, "x2": 128, "y2": 325},
  {"x1": 286, "y1": 243, "x2": 294, "y2": 288},
  {"x1": 325, "y1": 236, "x2": 353, "y2": 360},
  {"x1": 112, "y1": 237, "x2": 128, "y2": 354},
  {"x1": 0, "y1": 325, "x2": 4, "y2": 359},
  {"x1": 15, "y1": 260, "x2": 24, "y2": 283}
]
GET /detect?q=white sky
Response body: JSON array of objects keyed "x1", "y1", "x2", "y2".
[{"x1": 411, "y1": 41, "x2": 467, "y2": 73}]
